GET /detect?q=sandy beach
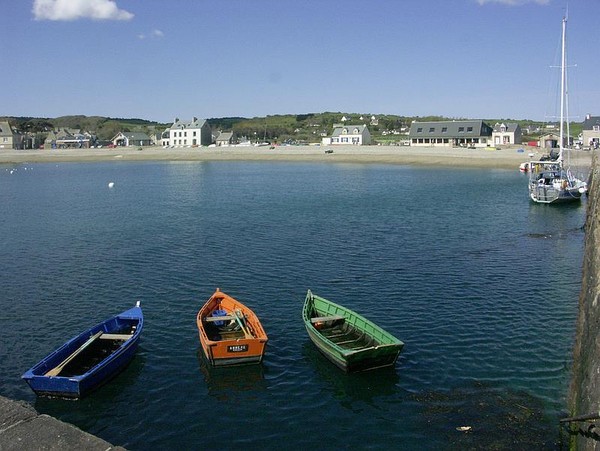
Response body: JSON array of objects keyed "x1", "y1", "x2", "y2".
[{"x1": 0, "y1": 144, "x2": 593, "y2": 170}]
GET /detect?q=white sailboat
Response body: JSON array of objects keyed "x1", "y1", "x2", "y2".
[{"x1": 528, "y1": 16, "x2": 587, "y2": 204}]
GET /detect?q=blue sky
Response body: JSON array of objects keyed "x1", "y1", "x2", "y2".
[{"x1": 2, "y1": 0, "x2": 599, "y2": 122}]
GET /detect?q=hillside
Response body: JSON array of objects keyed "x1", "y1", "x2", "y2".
[{"x1": 1, "y1": 113, "x2": 554, "y2": 144}]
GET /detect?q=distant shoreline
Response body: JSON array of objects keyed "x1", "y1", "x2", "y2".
[{"x1": 0, "y1": 145, "x2": 593, "y2": 170}]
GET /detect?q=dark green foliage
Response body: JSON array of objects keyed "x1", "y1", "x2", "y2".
[{"x1": 0, "y1": 114, "x2": 564, "y2": 145}]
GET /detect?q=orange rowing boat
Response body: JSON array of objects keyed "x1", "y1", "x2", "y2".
[{"x1": 197, "y1": 288, "x2": 268, "y2": 366}]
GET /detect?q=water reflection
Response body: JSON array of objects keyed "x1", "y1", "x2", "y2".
[
  {"x1": 196, "y1": 348, "x2": 266, "y2": 399},
  {"x1": 302, "y1": 341, "x2": 399, "y2": 411}
]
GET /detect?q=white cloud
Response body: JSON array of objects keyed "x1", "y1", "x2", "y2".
[
  {"x1": 32, "y1": 0, "x2": 134, "y2": 21},
  {"x1": 476, "y1": 0, "x2": 549, "y2": 5},
  {"x1": 138, "y1": 29, "x2": 164, "y2": 40}
]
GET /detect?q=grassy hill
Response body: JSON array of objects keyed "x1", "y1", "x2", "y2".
[{"x1": 1, "y1": 113, "x2": 559, "y2": 144}]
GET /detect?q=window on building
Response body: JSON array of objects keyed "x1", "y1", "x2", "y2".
[
  {"x1": 593, "y1": 125, "x2": 600, "y2": 132},
  {"x1": 429, "y1": 127, "x2": 435, "y2": 132},
  {"x1": 467, "y1": 127, "x2": 473, "y2": 132},
  {"x1": 442, "y1": 127, "x2": 447, "y2": 133},
  {"x1": 458, "y1": 127, "x2": 465, "y2": 133},
  {"x1": 193, "y1": 131, "x2": 197, "y2": 136},
  {"x1": 417, "y1": 127, "x2": 423, "y2": 133}
]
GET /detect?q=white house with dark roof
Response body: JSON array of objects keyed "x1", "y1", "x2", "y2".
[
  {"x1": 492, "y1": 122, "x2": 522, "y2": 146},
  {"x1": 324, "y1": 124, "x2": 371, "y2": 145},
  {"x1": 582, "y1": 114, "x2": 600, "y2": 149},
  {"x1": 0, "y1": 121, "x2": 22, "y2": 149},
  {"x1": 408, "y1": 120, "x2": 493, "y2": 148},
  {"x1": 111, "y1": 131, "x2": 152, "y2": 147},
  {"x1": 163, "y1": 117, "x2": 212, "y2": 147}
]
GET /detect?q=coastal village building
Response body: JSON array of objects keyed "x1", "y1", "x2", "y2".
[
  {"x1": 323, "y1": 124, "x2": 372, "y2": 145},
  {"x1": 151, "y1": 132, "x2": 163, "y2": 146},
  {"x1": 0, "y1": 121, "x2": 22, "y2": 149},
  {"x1": 111, "y1": 132, "x2": 152, "y2": 147},
  {"x1": 582, "y1": 114, "x2": 600, "y2": 149},
  {"x1": 538, "y1": 132, "x2": 566, "y2": 149},
  {"x1": 162, "y1": 117, "x2": 212, "y2": 147},
  {"x1": 408, "y1": 120, "x2": 493, "y2": 148},
  {"x1": 491, "y1": 122, "x2": 522, "y2": 146},
  {"x1": 215, "y1": 131, "x2": 233, "y2": 146},
  {"x1": 44, "y1": 128, "x2": 92, "y2": 149}
]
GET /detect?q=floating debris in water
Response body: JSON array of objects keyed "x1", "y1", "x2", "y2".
[
  {"x1": 414, "y1": 382, "x2": 550, "y2": 448},
  {"x1": 108, "y1": 182, "x2": 115, "y2": 188}
]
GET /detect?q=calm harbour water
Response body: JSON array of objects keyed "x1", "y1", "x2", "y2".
[{"x1": 0, "y1": 160, "x2": 586, "y2": 449}]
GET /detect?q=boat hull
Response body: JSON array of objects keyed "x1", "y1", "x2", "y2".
[
  {"x1": 22, "y1": 303, "x2": 143, "y2": 399},
  {"x1": 528, "y1": 160, "x2": 586, "y2": 204},
  {"x1": 302, "y1": 290, "x2": 404, "y2": 372},
  {"x1": 197, "y1": 289, "x2": 268, "y2": 367},
  {"x1": 529, "y1": 181, "x2": 583, "y2": 204}
]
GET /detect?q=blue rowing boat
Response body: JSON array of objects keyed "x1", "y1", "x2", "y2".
[{"x1": 22, "y1": 302, "x2": 143, "y2": 399}]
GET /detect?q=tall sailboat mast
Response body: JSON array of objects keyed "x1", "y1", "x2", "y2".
[
  {"x1": 527, "y1": 14, "x2": 586, "y2": 204},
  {"x1": 558, "y1": 16, "x2": 566, "y2": 165}
]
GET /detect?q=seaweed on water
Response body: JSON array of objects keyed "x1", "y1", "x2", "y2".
[{"x1": 412, "y1": 381, "x2": 556, "y2": 449}]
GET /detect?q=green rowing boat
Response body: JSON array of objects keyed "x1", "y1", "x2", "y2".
[{"x1": 302, "y1": 290, "x2": 404, "y2": 372}]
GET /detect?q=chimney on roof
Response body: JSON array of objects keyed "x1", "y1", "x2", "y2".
[
  {"x1": 193, "y1": 117, "x2": 197, "y2": 122},
  {"x1": 174, "y1": 117, "x2": 179, "y2": 123},
  {"x1": 586, "y1": 114, "x2": 591, "y2": 120}
]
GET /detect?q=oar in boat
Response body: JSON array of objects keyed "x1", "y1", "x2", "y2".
[
  {"x1": 233, "y1": 310, "x2": 252, "y2": 339},
  {"x1": 45, "y1": 331, "x2": 103, "y2": 377}
]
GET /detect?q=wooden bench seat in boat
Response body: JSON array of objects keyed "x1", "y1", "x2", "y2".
[
  {"x1": 321, "y1": 331, "x2": 348, "y2": 339},
  {"x1": 204, "y1": 315, "x2": 236, "y2": 322},
  {"x1": 99, "y1": 333, "x2": 133, "y2": 340},
  {"x1": 310, "y1": 315, "x2": 344, "y2": 324},
  {"x1": 335, "y1": 337, "x2": 364, "y2": 345},
  {"x1": 217, "y1": 330, "x2": 246, "y2": 340}
]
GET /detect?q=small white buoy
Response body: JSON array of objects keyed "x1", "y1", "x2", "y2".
[{"x1": 108, "y1": 182, "x2": 115, "y2": 188}]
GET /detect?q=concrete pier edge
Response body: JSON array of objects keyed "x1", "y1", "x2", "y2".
[
  {"x1": 0, "y1": 395, "x2": 125, "y2": 450},
  {"x1": 568, "y1": 151, "x2": 600, "y2": 450}
]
